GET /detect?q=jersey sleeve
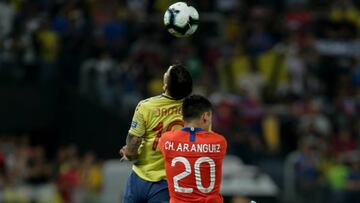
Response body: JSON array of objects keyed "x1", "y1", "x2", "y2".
[
  {"x1": 128, "y1": 102, "x2": 146, "y2": 137},
  {"x1": 221, "y1": 136, "x2": 228, "y2": 157}
]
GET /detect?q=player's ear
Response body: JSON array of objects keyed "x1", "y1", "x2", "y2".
[
  {"x1": 163, "y1": 83, "x2": 167, "y2": 92},
  {"x1": 201, "y1": 113, "x2": 205, "y2": 123},
  {"x1": 202, "y1": 111, "x2": 211, "y2": 123},
  {"x1": 163, "y1": 70, "x2": 169, "y2": 92}
]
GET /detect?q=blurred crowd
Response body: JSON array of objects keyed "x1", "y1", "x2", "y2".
[
  {"x1": 1, "y1": 0, "x2": 360, "y2": 202},
  {"x1": 0, "y1": 135, "x2": 102, "y2": 203}
]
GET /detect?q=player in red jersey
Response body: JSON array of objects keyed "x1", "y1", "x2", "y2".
[{"x1": 159, "y1": 95, "x2": 227, "y2": 203}]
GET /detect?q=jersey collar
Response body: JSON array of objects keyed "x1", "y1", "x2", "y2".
[
  {"x1": 181, "y1": 127, "x2": 204, "y2": 142},
  {"x1": 181, "y1": 127, "x2": 204, "y2": 132},
  {"x1": 161, "y1": 93, "x2": 178, "y2": 100}
]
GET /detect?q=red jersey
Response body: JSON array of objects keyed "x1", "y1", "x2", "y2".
[{"x1": 159, "y1": 127, "x2": 227, "y2": 203}]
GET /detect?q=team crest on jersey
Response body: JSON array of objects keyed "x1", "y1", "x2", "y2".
[{"x1": 131, "y1": 121, "x2": 138, "y2": 128}]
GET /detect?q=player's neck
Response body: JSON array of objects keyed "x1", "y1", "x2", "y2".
[
  {"x1": 163, "y1": 91, "x2": 172, "y2": 98},
  {"x1": 184, "y1": 121, "x2": 209, "y2": 131}
]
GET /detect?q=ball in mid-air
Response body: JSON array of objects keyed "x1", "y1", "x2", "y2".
[{"x1": 164, "y1": 2, "x2": 199, "y2": 37}]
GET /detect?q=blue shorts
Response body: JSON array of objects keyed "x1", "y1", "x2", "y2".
[{"x1": 123, "y1": 171, "x2": 169, "y2": 203}]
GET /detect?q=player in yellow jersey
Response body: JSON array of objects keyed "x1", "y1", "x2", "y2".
[{"x1": 119, "y1": 64, "x2": 193, "y2": 203}]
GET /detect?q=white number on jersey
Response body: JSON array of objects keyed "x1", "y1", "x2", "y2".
[{"x1": 171, "y1": 156, "x2": 216, "y2": 193}]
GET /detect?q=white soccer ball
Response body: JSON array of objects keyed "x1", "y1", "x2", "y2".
[{"x1": 164, "y1": 2, "x2": 199, "y2": 37}]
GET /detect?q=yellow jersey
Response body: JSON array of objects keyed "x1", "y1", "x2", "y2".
[{"x1": 128, "y1": 94, "x2": 184, "y2": 182}]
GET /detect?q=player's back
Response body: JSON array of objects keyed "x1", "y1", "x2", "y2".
[
  {"x1": 129, "y1": 94, "x2": 184, "y2": 182},
  {"x1": 160, "y1": 128, "x2": 227, "y2": 203}
]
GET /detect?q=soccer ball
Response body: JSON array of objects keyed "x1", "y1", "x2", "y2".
[{"x1": 164, "y1": 2, "x2": 199, "y2": 37}]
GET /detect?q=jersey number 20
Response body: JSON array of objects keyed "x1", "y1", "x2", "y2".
[{"x1": 172, "y1": 156, "x2": 216, "y2": 193}]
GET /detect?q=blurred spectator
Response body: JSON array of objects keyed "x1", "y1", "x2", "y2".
[
  {"x1": 79, "y1": 52, "x2": 118, "y2": 107},
  {"x1": 330, "y1": 129, "x2": 356, "y2": 155},
  {"x1": 345, "y1": 151, "x2": 360, "y2": 202},
  {"x1": 78, "y1": 152, "x2": 102, "y2": 203},
  {"x1": 298, "y1": 99, "x2": 331, "y2": 137},
  {"x1": 0, "y1": 0, "x2": 15, "y2": 38},
  {"x1": 126, "y1": 0, "x2": 148, "y2": 20},
  {"x1": 25, "y1": 146, "x2": 52, "y2": 185},
  {"x1": 213, "y1": 99, "x2": 237, "y2": 135},
  {"x1": 284, "y1": 1, "x2": 312, "y2": 32},
  {"x1": 326, "y1": 156, "x2": 349, "y2": 203},
  {"x1": 294, "y1": 136, "x2": 324, "y2": 203},
  {"x1": 36, "y1": 21, "x2": 59, "y2": 82},
  {"x1": 262, "y1": 107, "x2": 280, "y2": 154},
  {"x1": 215, "y1": 0, "x2": 240, "y2": 13},
  {"x1": 247, "y1": 23, "x2": 275, "y2": 57},
  {"x1": 57, "y1": 146, "x2": 79, "y2": 203},
  {"x1": 330, "y1": 0, "x2": 360, "y2": 36},
  {"x1": 236, "y1": 60, "x2": 265, "y2": 100},
  {"x1": 285, "y1": 46, "x2": 306, "y2": 97}
]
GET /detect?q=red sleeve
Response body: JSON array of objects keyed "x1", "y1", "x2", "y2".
[{"x1": 221, "y1": 135, "x2": 227, "y2": 157}]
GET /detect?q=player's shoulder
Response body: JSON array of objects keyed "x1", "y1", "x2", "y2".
[
  {"x1": 205, "y1": 131, "x2": 227, "y2": 142},
  {"x1": 138, "y1": 95, "x2": 163, "y2": 104},
  {"x1": 205, "y1": 131, "x2": 227, "y2": 153},
  {"x1": 159, "y1": 130, "x2": 182, "y2": 146},
  {"x1": 137, "y1": 95, "x2": 163, "y2": 108},
  {"x1": 162, "y1": 129, "x2": 183, "y2": 138},
  {"x1": 163, "y1": 130, "x2": 190, "y2": 143}
]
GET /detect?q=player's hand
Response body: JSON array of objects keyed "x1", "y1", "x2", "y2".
[{"x1": 119, "y1": 146, "x2": 129, "y2": 162}]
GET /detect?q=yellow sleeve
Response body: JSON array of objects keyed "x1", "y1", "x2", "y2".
[{"x1": 128, "y1": 102, "x2": 146, "y2": 137}]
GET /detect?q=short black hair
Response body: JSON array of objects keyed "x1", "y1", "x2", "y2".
[
  {"x1": 167, "y1": 64, "x2": 193, "y2": 100},
  {"x1": 182, "y1": 95, "x2": 213, "y2": 121}
]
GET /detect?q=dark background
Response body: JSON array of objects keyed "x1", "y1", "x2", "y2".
[{"x1": 1, "y1": 0, "x2": 360, "y2": 202}]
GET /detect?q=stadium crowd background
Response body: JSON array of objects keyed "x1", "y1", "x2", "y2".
[{"x1": 0, "y1": 0, "x2": 360, "y2": 202}]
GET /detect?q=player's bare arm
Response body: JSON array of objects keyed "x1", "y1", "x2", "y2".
[{"x1": 119, "y1": 134, "x2": 142, "y2": 161}]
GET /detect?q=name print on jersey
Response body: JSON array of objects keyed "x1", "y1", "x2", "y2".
[
  {"x1": 155, "y1": 106, "x2": 182, "y2": 117},
  {"x1": 164, "y1": 141, "x2": 221, "y2": 153}
]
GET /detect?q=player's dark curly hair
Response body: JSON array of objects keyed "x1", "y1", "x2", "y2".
[
  {"x1": 167, "y1": 64, "x2": 193, "y2": 100},
  {"x1": 182, "y1": 95, "x2": 213, "y2": 121}
]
